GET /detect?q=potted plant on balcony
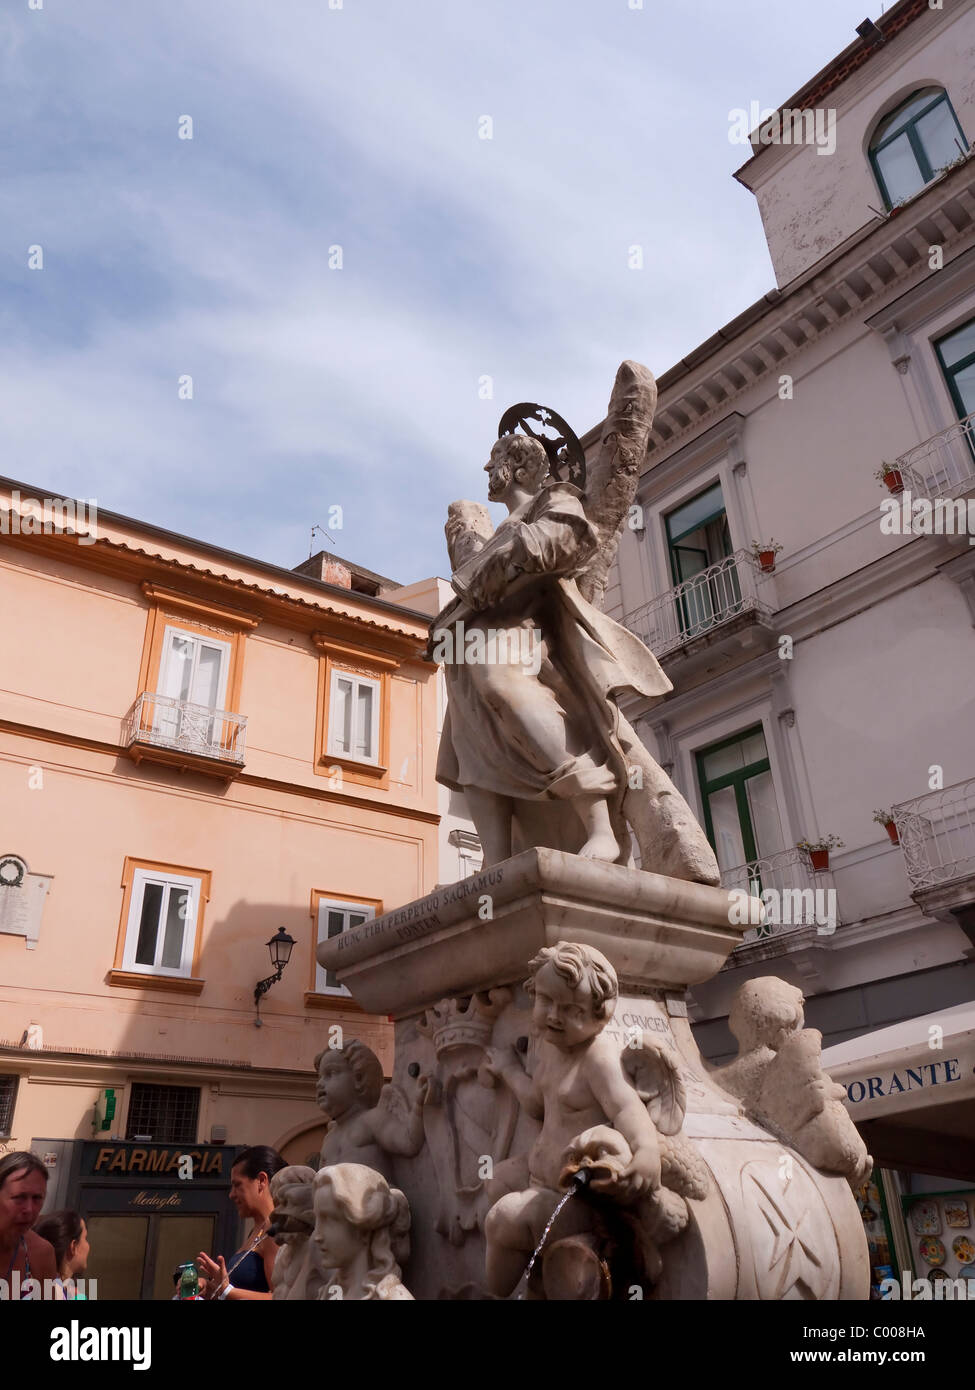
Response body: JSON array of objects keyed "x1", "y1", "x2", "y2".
[
  {"x1": 875, "y1": 461, "x2": 904, "y2": 494},
  {"x1": 750, "y1": 539, "x2": 783, "y2": 574},
  {"x1": 873, "y1": 809, "x2": 899, "y2": 845},
  {"x1": 796, "y1": 834, "x2": 844, "y2": 872}
]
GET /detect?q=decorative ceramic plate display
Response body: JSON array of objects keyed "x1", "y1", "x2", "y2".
[
  {"x1": 944, "y1": 1200, "x2": 971, "y2": 1229},
  {"x1": 958, "y1": 1264, "x2": 975, "y2": 1281},
  {"x1": 911, "y1": 1200, "x2": 942, "y2": 1236},
  {"x1": 952, "y1": 1236, "x2": 975, "y2": 1264},
  {"x1": 927, "y1": 1267, "x2": 952, "y2": 1285},
  {"x1": 919, "y1": 1236, "x2": 947, "y2": 1265}
]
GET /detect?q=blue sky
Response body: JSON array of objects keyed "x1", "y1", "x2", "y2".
[{"x1": 2, "y1": 0, "x2": 880, "y2": 585}]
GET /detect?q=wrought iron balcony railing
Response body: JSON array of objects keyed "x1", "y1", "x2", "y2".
[
  {"x1": 720, "y1": 847, "x2": 837, "y2": 945},
  {"x1": 892, "y1": 778, "x2": 975, "y2": 892},
  {"x1": 895, "y1": 410, "x2": 975, "y2": 500},
  {"x1": 624, "y1": 549, "x2": 773, "y2": 659},
  {"x1": 123, "y1": 692, "x2": 247, "y2": 765}
]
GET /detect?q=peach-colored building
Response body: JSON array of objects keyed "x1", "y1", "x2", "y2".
[{"x1": 0, "y1": 481, "x2": 440, "y2": 1294}]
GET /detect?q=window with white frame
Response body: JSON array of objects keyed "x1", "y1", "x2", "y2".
[
  {"x1": 327, "y1": 670, "x2": 380, "y2": 764},
  {"x1": 122, "y1": 868, "x2": 202, "y2": 978},
  {"x1": 159, "y1": 627, "x2": 231, "y2": 709},
  {"x1": 154, "y1": 626, "x2": 232, "y2": 748},
  {"x1": 314, "y1": 899, "x2": 375, "y2": 995}
]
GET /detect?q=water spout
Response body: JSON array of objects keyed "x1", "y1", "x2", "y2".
[{"x1": 517, "y1": 1169, "x2": 590, "y2": 1298}]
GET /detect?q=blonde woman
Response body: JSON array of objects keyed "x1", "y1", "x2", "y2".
[{"x1": 312, "y1": 1164, "x2": 412, "y2": 1300}]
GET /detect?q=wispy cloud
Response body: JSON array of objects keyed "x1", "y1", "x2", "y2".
[{"x1": 2, "y1": 0, "x2": 878, "y2": 582}]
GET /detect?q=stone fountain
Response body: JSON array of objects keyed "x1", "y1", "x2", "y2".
[{"x1": 302, "y1": 362, "x2": 870, "y2": 1301}]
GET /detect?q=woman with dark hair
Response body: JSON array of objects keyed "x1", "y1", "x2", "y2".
[
  {"x1": 0, "y1": 1151, "x2": 57, "y2": 1297},
  {"x1": 197, "y1": 1145, "x2": 286, "y2": 1301},
  {"x1": 34, "y1": 1209, "x2": 90, "y2": 1298}
]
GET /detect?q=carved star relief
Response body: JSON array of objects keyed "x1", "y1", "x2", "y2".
[{"x1": 745, "y1": 1166, "x2": 832, "y2": 1300}]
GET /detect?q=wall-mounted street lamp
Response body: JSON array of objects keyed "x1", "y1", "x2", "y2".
[{"x1": 253, "y1": 927, "x2": 296, "y2": 1027}]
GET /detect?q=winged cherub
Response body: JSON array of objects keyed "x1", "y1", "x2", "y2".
[
  {"x1": 480, "y1": 942, "x2": 708, "y2": 1298},
  {"x1": 432, "y1": 361, "x2": 719, "y2": 882}
]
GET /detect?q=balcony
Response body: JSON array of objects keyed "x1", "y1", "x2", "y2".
[
  {"x1": 123, "y1": 692, "x2": 247, "y2": 779},
  {"x1": 720, "y1": 847, "x2": 838, "y2": 950},
  {"x1": 892, "y1": 779, "x2": 975, "y2": 934},
  {"x1": 624, "y1": 549, "x2": 776, "y2": 679},
  {"x1": 895, "y1": 411, "x2": 975, "y2": 502}
]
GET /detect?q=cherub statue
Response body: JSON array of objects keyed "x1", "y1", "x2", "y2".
[
  {"x1": 431, "y1": 362, "x2": 720, "y2": 884},
  {"x1": 714, "y1": 976, "x2": 871, "y2": 1185},
  {"x1": 269, "y1": 1165, "x2": 318, "y2": 1300},
  {"x1": 480, "y1": 941, "x2": 705, "y2": 1298},
  {"x1": 316, "y1": 1038, "x2": 428, "y2": 1182},
  {"x1": 713, "y1": 977, "x2": 806, "y2": 1111},
  {"x1": 312, "y1": 1164, "x2": 413, "y2": 1301}
]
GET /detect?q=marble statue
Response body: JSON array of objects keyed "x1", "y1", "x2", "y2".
[
  {"x1": 312, "y1": 1164, "x2": 413, "y2": 1300},
  {"x1": 269, "y1": 1165, "x2": 318, "y2": 1300},
  {"x1": 431, "y1": 361, "x2": 720, "y2": 884},
  {"x1": 715, "y1": 977, "x2": 872, "y2": 1185},
  {"x1": 480, "y1": 942, "x2": 705, "y2": 1298},
  {"x1": 313, "y1": 358, "x2": 873, "y2": 1301},
  {"x1": 316, "y1": 1039, "x2": 428, "y2": 1181}
]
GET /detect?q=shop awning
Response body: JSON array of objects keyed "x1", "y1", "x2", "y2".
[{"x1": 822, "y1": 1003, "x2": 975, "y2": 1180}]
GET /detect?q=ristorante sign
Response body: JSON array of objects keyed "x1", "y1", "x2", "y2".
[{"x1": 80, "y1": 1143, "x2": 231, "y2": 1183}]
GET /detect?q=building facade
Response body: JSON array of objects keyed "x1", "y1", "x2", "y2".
[
  {"x1": 0, "y1": 485, "x2": 441, "y2": 1292},
  {"x1": 590, "y1": 0, "x2": 975, "y2": 1289}
]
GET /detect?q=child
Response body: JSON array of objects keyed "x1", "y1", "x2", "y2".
[{"x1": 481, "y1": 942, "x2": 663, "y2": 1297}]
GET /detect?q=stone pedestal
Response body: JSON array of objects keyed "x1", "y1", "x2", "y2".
[{"x1": 318, "y1": 849, "x2": 869, "y2": 1301}]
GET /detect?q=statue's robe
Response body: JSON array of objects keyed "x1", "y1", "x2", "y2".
[{"x1": 434, "y1": 481, "x2": 675, "y2": 858}]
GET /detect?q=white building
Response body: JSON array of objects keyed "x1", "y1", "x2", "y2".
[{"x1": 592, "y1": 0, "x2": 975, "y2": 1069}]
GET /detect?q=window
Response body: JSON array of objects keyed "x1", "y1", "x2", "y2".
[
  {"x1": 131, "y1": 584, "x2": 258, "y2": 774},
  {"x1": 125, "y1": 1083, "x2": 199, "y2": 1143},
  {"x1": 869, "y1": 88, "x2": 967, "y2": 209},
  {"x1": 0, "y1": 1075, "x2": 18, "y2": 1136},
  {"x1": 664, "y1": 483, "x2": 741, "y2": 636},
  {"x1": 327, "y1": 669, "x2": 380, "y2": 764},
  {"x1": 111, "y1": 858, "x2": 210, "y2": 992},
  {"x1": 314, "y1": 635, "x2": 396, "y2": 788},
  {"x1": 935, "y1": 317, "x2": 975, "y2": 424},
  {"x1": 696, "y1": 726, "x2": 784, "y2": 875},
  {"x1": 123, "y1": 868, "x2": 198, "y2": 976},
  {"x1": 153, "y1": 626, "x2": 232, "y2": 748},
  {"x1": 312, "y1": 896, "x2": 377, "y2": 997}
]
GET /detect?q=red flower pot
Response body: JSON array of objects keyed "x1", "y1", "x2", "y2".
[
  {"x1": 809, "y1": 849, "x2": 830, "y2": 872},
  {"x1": 883, "y1": 470, "x2": 904, "y2": 494},
  {"x1": 885, "y1": 822, "x2": 899, "y2": 845},
  {"x1": 758, "y1": 551, "x2": 776, "y2": 573}
]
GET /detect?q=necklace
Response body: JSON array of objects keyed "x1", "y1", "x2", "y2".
[{"x1": 207, "y1": 1223, "x2": 268, "y2": 1299}]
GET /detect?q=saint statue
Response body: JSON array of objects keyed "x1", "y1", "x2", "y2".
[{"x1": 432, "y1": 361, "x2": 719, "y2": 883}]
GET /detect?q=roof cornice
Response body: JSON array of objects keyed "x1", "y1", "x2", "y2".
[{"x1": 621, "y1": 157, "x2": 975, "y2": 471}]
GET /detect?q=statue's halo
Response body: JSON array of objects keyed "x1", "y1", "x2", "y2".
[{"x1": 497, "y1": 402, "x2": 586, "y2": 491}]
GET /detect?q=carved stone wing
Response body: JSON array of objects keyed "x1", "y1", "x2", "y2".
[
  {"x1": 376, "y1": 1081, "x2": 410, "y2": 1127},
  {"x1": 577, "y1": 360, "x2": 657, "y2": 608},
  {"x1": 621, "y1": 1037, "x2": 687, "y2": 1137}
]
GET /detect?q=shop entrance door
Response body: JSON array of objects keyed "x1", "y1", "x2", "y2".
[{"x1": 85, "y1": 1212, "x2": 217, "y2": 1300}]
